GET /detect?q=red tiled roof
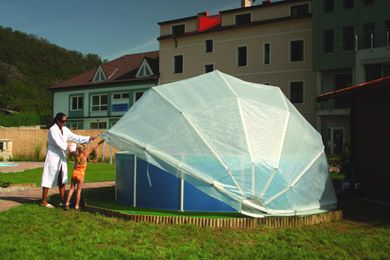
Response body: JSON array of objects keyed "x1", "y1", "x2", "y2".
[
  {"x1": 316, "y1": 76, "x2": 390, "y2": 101},
  {"x1": 49, "y1": 51, "x2": 159, "y2": 89}
]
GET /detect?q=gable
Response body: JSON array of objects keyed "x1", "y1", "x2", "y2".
[
  {"x1": 92, "y1": 65, "x2": 107, "y2": 82},
  {"x1": 136, "y1": 58, "x2": 154, "y2": 78}
]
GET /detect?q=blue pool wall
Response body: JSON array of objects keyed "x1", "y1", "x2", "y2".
[{"x1": 115, "y1": 153, "x2": 236, "y2": 213}]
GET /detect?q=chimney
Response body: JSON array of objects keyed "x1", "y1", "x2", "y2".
[{"x1": 241, "y1": 0, "x2": 253, "y2": 8}]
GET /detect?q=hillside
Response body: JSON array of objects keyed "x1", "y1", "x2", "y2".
[{"x1": 0, "y1": 26, "x2": 102, "y2": 121}]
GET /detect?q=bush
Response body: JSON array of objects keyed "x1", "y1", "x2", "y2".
[
  {"x1": 11, "y1": 154, "x2": 45, "y2": 162},
  {"x1": 0, "y1": 112, "x2": 41, "y2": 127},
  {"x1": 0, "y1": 181, "x2": 10, "y2": 188},
  {"x1": 33, "y1": 144, "x2": 42, "y2": 161}
]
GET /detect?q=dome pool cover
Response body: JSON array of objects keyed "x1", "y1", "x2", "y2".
[{"x1": 103, "y1": 71, "x2": 337, "y2": 217}]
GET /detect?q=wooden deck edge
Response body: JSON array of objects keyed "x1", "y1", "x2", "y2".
[{"x1": 83, "y1": 203, "x2": 343, "y2": 229}]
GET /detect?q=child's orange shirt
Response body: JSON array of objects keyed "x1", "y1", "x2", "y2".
[{"x1": 72, "y1": 155, "x2": 87, "y2": 182}]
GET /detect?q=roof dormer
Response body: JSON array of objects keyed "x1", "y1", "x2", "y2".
[
  {"x1": 92, "y1": 65, "x2": 107, "y2": 82},
  {"x1": 136, "y1": 58, "x2": 154, "y2": 78}
]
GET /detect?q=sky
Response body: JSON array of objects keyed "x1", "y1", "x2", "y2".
[{"x1": 0, "y1": 0, "x2": 244, "y2": 61}]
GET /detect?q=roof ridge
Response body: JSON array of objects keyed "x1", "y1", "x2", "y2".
[
  {"x1": 49, "y1": 51, "x2": 159, "y2": 89},
  {"x1": 123, "y1": 50, "x2": 159, "y2": 57}
]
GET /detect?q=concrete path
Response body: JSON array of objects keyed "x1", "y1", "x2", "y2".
[
  {"x1": 0, "y1": 181, "x2": 114, "y2": 212},
  {"x1": 0, "y1": 161, "x2": 44, "y2": 173}
]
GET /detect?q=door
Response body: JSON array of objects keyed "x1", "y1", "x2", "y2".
[{"x1": 327, "y1": 127, "x2": 344, "y2": 155}]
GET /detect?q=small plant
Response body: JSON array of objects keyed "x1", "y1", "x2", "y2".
[
  {"x1": 33, "y1": 144, "x2": 42, "y2": 161},
  {"x1": 0, "y1": 181, "x2": 10, "y2": 188}
]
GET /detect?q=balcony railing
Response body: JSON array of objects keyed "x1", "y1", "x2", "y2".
[{"x1": 355, "y1": 28, "x2": 390, "y2": 51}]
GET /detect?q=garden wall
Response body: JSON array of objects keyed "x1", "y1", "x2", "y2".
[{"x1": 0, "y1": 127, "x2": 118, "y2": 160}]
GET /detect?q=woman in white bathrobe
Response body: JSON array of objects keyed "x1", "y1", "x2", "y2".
[{"x1": 41, "y1": 113, "x2": 95, "y2": 208}]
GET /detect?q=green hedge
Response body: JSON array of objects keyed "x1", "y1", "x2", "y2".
[{"x1": 0, "y1": 112, "x2": 41, "y2": 127}]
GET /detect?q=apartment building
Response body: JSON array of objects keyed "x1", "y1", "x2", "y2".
[
  {"x1": 158, "y1": 0, "x2": 317, "y2": 125},
  {"x1": 313, "y1": 0, "x2": 390, "y2": 154}
]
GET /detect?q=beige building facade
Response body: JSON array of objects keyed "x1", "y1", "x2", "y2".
[{"x1": 158, "y1": 0, "x2": 317, "y2": 125}]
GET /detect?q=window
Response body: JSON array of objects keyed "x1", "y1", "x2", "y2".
[
  {"x1": 290, "y1": 4, "x2": 309, "y2": 17},
  {"x1": 91, "y1": 94, "x2": 108, "y2": 112},
  {"x1": 205, "y1": 39, "x2": 213, "y2": 53},
  {"x1": 363, "y1": 22, "x2": 375, "y2": 49},
  {"x1": 364, "y1": 0, "x2": 375, "y2": 4},
  {"x1": 0, "y1": 142, "x2": 4, "y2": 151},
  {"x1": 71, "y1": 96, "x2": 83, "y2": 111},
  {"x1": 324, "y1": 0, "x2": 334, "y2": 12},
  {"x1": 365, "y1": 63, "x2": 390, "y2": 81},
  {"x1": 68, "y1": 121, "x2": 82, "y2": 130},
  {"x1": 92, "y1": 66, "x2": 106, "y2": 82},
  {"x1": 263, "y1": 43, "x2": 271, "y2": 65},
  {"x1": 134, "y1": 91, "x2": 144, "y2": 102},
  {"x1": 384, "y1": 63, "x2": 390, "y2": 77},
  {"x1": 113, "y1": 93, "x2": 129, "y2": 100},
  {"x1": 90, "y1": 122, "x2": 107, "y2": 129},
  {"x1": 327, "y1": 128, "x2": 345, "y2": 155},
  {"x1": 334, "y1": 73, "x2": 352, "y2": 108},
  {"x1": 235, "y1": 13, "x2": 251, "y2": 25},
  {"x1": 342, "y1": 26, "x2": 354, "y2": 50},
  {"x1": 323, "y1": 29, "x2": 334, "y2": 53},
  {"x1": 172, "y1": 24, "x2": 185, "y2": 35},
  {"x1": 174, "y1": 55, "x2": 183, "y2": 74},
  {"x1": 343, "y1": 0, "x2": 354, "y2": 9},
  {"x1": 290, "y1": 40, "x2": 304, "y2": 62},
  {"x1": 205, "y1": 64, "x2": 214, "y2": 73},
  {"x1": 136, "y1": 59, "x2": 154, "y2": 78},
  {"x1": 110, "y1": 120, "x2": 119, "y2": 127},
  {"x1": 237, "y1": 46, "x2": 247, "y2": 67},
  {"x1": 290, "y1": 81, "x2": 304, "y2": 104}
]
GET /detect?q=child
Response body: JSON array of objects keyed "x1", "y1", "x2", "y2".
[{"x1": 65, "y1": 139, "x2": 104, "y2": 210}]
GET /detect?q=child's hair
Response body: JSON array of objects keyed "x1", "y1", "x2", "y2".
[{"x1": 76, "y1": 144, "x2": 86, "y2": 154}]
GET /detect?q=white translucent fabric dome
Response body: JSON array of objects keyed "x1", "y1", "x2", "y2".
[{"x1": 103, "y1": 71, "x2": 337, "y2": 217}]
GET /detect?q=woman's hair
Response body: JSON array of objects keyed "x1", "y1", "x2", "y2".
[{"x1": 52, "y1": 112, "x2": 67, "y2": 126}]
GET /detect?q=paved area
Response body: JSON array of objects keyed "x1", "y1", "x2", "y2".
[
  {"x1": 0, "y1": 161, "x2": 44, "y2": 173},
  {"x1": 0, "y1": 181, "x2": 115, "y2": 212}
]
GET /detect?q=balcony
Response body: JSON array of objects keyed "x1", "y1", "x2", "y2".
[{"x1": 355, "y1": 28, "x2": 390, "y2": 51}]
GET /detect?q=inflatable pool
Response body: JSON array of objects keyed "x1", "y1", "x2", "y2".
[{"x1": 0, "y1": 163, "x2": 17, "y2": 167}]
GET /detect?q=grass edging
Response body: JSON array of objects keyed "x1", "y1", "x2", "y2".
[
  {"x1": 83, "y1": 203, "x2": 343, "y2": 229},
  {"x1": 9, "y1": 183, "x2": 37, "y2": 187}
]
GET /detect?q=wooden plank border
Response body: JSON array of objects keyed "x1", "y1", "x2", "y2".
[{"x1": 83, "y1": 203, "x2": 343, "y2": 229}]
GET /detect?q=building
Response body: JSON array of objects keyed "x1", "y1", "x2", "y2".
[
  {"x1": 313, "y1": 0, "x2": 390, "y2": 154},
  {"x1": 317, "y1": 76, "x2": 390, "y2": 202},
  {"x1": 158, "y1": 0, "x2": 318, "y2": 125},
  {"x1": 49, "y1": 51, "x2": 159, "y2": 129}
]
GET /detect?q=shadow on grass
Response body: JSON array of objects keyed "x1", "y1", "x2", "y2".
[
  {"x1": 80, "y1": 186, "x2": 243, "y2": 218},
  {"x1": 0, "y1": 195, "x2": 40, "y2": 205},
  {"x1": 46, "y1": 186, "x2": 390, "y2": 224},
  {"x1": 338, "y1": 193, "x2": 390, "y2": 226}
]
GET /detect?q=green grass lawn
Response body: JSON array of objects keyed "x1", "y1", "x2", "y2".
[
  {"x1": 84, "y1": 187, "x2": 242, "y2": 218},
  {"x1": 0, "y1": 162, "x2": 115, "y2": 186},
  {"x1": 0, "y1": 204, "x2": 389, "y2": 259}
]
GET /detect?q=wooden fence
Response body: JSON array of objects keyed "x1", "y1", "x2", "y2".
[
  {"x1": 84, "y1": 203, "x2": 343, "y2": 229},
  {"x1": 0, "y1": 127, "x2": 117, "y2": 160}
]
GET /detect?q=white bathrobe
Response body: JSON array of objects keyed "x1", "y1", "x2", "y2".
[{"x1": 41, "y1": 124, "x2": 90, "y2": 188}]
